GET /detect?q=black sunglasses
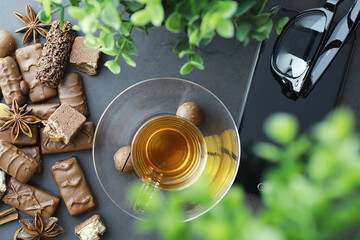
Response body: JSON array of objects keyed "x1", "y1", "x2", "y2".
[{"x1": 271, "y1": 0, "x2": 360, "y2": 99}]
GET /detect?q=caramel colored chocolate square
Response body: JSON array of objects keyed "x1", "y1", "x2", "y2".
[
  {"x1": 2, "y1": 178, "x2": 60, "y2": 219},
  {"x1": 51, "y1": 157, "x2": 96, "y2": 216},
  {"x1": 43, "y1": 103, "x2": 86, "y2": 144},
  {"x1": 70, "y1": 37, "x2": 100, "y2": 75}
]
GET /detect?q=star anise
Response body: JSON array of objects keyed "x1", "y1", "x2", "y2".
[
  {"x1": 14, "y1": 5, "x2": 51, "y2": 44},
  {"x1": 14, "y1": 212, "x2": 64, "y2": 240},
  {"x1": 0, "y1": 100, "x2": 41, "y2": 141}
]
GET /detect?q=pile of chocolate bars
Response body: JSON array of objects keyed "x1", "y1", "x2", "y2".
[{"x1": 0, "y1": 19, "x2": 107, "y2": 239}]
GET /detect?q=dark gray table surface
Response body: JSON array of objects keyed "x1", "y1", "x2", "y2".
[{"x1": 1, "y1": 0, "x2": 359, "y2": 239}]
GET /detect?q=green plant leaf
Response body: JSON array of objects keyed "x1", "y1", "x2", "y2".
[
  {"x1": 234, "y1": 0, "x2": 256, "y2": 17},
  {"x1": 217, "y1": 19, "x2": 234, "y2": 38},
  {"x1": 131, "y1": 9, "x2": 151, "y2": 26},
  {"x1": 102, "y1": 2, "x2": 122, "y2": 30},
  {"x1": 212, "y1": 1, "x2": 238, "y2": 19},
  {"x1": 253, "y1": 142, "x2": 281, "y2": 162},
  {"x1": 59, "y1": 6, "x2": 65, "y2": 29},
  {"x1": 100, "y1": 31, "x2": 115, "y2": 49},
  {"x1": 122, "y1": 52, "x2": 137, "y2": 67},
  {"x1": 251, "y1": 31, "x2": 267, "y2": 41},
  {"x1": 84, "y1": 35, "x2": 101, "y2": 48},
  {"x1": 275, "y1": 17, "x2": 289, "y2": 34},
  {"x1": 165, "y1": 12, "x2": 183, "y2": 33},
  {"x1": 39, "y1": 9, "x2": 52, "y2": 23},
  {"x1": 68, "y1": 6, "x2": 86, "y2": 19},
  {"x1": 256, "y1": 19, "x2": 273, "y2": 37},
  {"x1": 105, "y1": 60, "x2": 121, "y2": 74},
  {"x1": 100, "y1": 48, "x2": 121, "y2": 56},
  {"x1": 264, "y1": 113, "x2": 298, "y2": 145},
  {"x1": 236, "y1": 21, "x2": 251, "y2": 42},
  {"x1": 116, "y1": 36, "x2": 139, "y2": 55},
  {"x1": 190, "y1": 0, "x2": 207, "y2": 15},
  {"x1": 190, "y1": 60, "x2": 204, "y2": 70},
  {"x1": 179, "y1": 49, "x2": 195, "y2": 58},
  {"x1": 251, "y1": 13, "x2": 270, "y2": 26},
  {"x1": 180, "y1": 61, "x2": 193, "y2": 75},
  {"x1": 147, "y1": 0, "x2": 164, "y2": 26},
  {"x1": 189, "y1": 28, "x2": 201, "y2": 44},
  {"x1": 173, "y1": 37, "x2": 190, "y2": 53},
  {"x1": 69, "y1": 0, "x2": 79, "y2": 7},
  {"x1": 119, "y1": 21, "x2": 133, "y2": 36}
]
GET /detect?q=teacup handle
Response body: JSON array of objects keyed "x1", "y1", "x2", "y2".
[{"x1": 133, "y1": 180, "x2": 159, "y2": 214}]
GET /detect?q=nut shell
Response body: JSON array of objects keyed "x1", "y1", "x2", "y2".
[
  {"x1": 176, "y1": 102, "x2": 203, "y2": 126},
  {"x1": 113, "y1": 146, "x2": 133, "y2": 173},
  {"x1": 0, "y1": 31, "x2": 15, "y2": 58}
]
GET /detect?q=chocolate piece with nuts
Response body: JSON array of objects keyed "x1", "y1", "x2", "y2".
[
  {"x1": 51, "y1": 157, "x2": 96, "y2": 216},
  {"x1": 15, "y1": 44, "x2": 57, "y2": 103},
  {"x1": 58, "y1": 72, "x2": 89, "y2": 116},
  {"x1": 43, "y1": 103, "x2": 86, "y2": 145},
  {"x1": 27, "y1": 103, "x2": 59, "y2": 120},
  {"x1": 0, "y1": 126, "x2": 39, "y2": 146},
  {"x1": 0, "y1": 57, "x2": 27, "y2": 105},
  {"x1": 113, "y1": 146, "x2": 134, "y2": 173},
  {"x1": 35, "y1": 20, "x2": 76, "y2": 88},
  {"x1": 0, "y1": 140, "x2": 38, "y2": 183},
  {"x1": 21, "y1": 147, "x2": 42, "y2": 173},
  {"x1": 70, "y1": 36, "x2": 100, "y2": 75},
  {"x1": 2, "y1": 177, "x2": 60, "y2": 219},
  {"x1": 0, "y1": 31, "x2": 15, "y2": 58},
  {"x1": 40, "y1": 122, "x2": 94, "y2": 154},
  {"x1": 0, "y1": 207, "x2": 18, "y2": 225},
  {"x1": 75, "y1": 214, "x2": 106, "y2": 240}
]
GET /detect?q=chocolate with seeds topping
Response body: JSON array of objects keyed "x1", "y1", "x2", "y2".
[{"x1": 35, "y1": 20, "x2": 76, "y2": 88}]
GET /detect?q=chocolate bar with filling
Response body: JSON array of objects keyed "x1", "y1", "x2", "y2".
[
  {"x1": 1, "y1": 177, "x2": 60, "y2": 219},
  {"x1": 15, "y1": 44, "x2": 57, "y2": 103},
  {"x1": 0, "y1": 126, "x2": 39, "y2": 146},
  {"x1": 58, "y1": 72, "x2": 89, "y2": 116},
  {"x1": 70, "y1": 36, "x2": 100, "y2": 75},
  {"x1": 27, "y1": 103, "x2": 59, "y2": 120},
  {"x1": 0, "y1": 56, "x2": 27, "y2": 105},
  {"x1": 40, "y1": 122, "x2": 94, "y2": 154},
  {"x1": 21, "y1": 147, "x2": 42, "y2": 173},
  {"x1": 51, "y1": 157, "x2": 96, "y2": 216},
  {"x1": 0, "y1": 140, "x2": 38, "y2": 183}
]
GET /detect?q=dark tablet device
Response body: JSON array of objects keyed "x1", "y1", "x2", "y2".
[{"x1": 236, "y1": 8, "x2": 356, "y2": 194}]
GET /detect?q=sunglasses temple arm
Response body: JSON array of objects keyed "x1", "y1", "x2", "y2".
[{"x1": 303, "y1": 0, "x2": 360, "y2": 96}]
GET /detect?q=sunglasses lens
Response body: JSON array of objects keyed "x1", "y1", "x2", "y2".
[{"x1": 274, "y1": 12, "x2": 326, "y2": 78}]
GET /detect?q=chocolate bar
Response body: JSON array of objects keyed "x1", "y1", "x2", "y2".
[
  {"x1": 0, "y1": 140, "x2": 38, "y2": 183},
  {"x1": 58, "y1": 72, "x2": 89, "y2": 116},
  {"x1": 27, "y1": 103, "x2": 59, "y2": 120},
  {"x1": 35, "y1": 20, "x2": 76, "y2": 88},
  {"x1": 43, "y1": 103, "x2": 86, "y2": 144},
  {"x1": 51, "y1": 157, "x2": 96, "y2": 216},
  {"x1": 70, "y1": 36, "x2": 100, "y2": 75},
  {"x1": 75, "y1": 214, "x2": 106, "y2": 240},
  {"x1": 0, "y1": 126, "x2": 39, "y2": 146},
  {"x1": 2, "y1": 177, "x2": 60, "y2": 219},
  {"x1": 0, "y1": 56, "x2": 27, "y2": 105},
  {"x1": 15, "y1": 44, "x2": 58, "y2": 103},
  {"x1": 40, "y1": 122, "x2": 94, "y2": 154},
  {"x1": 21, "y1": 147, "x2": 42, "y2": 173}
]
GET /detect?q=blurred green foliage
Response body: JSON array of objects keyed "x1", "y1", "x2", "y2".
[
  {"x1": 134, "y1": 108, "x2": 360, "y2": 240},
  {"x1": 36, "y1": 0, "x2": 288, "y2": 74}
]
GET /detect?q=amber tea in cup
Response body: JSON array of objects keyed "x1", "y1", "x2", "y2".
[{"x1": 132, "y1": 115, "x2": 207, "y2": 190}]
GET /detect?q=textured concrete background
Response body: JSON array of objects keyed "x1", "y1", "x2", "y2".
[{"x1": 1, "y1": 0, "x2": 359, "y2": 239}]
